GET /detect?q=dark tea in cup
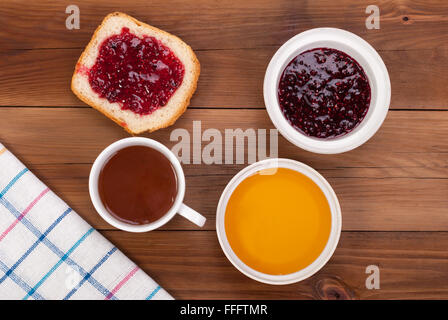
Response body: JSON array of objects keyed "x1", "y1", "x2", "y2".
[{"x1": 98, "y1": 145, "x2": 178, "y2": 225}]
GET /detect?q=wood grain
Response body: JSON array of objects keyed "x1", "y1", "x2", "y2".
[
  {"x1": 102, "y1": 231, "x2": 448, "y2": 299},
  {"x1": 24, "y1": 163, "x2": 448, "y2": 232},
  {"x1": 0, "y1": 47, "x2": 447, "y2": 109},
  {"x1": 1, "y1": 0, "x2": 447, "y2": 300},
  {"x1": 0, "y1": 108, "x2": 446, "y2": 231},
  {"x1": 0, "y1": 0, "x2": 447, "y2": 51},
  {"x1": 0, "y1": 108, "x2": 446, "y2": 171}
]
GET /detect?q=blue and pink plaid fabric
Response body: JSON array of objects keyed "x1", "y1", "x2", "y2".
[{"x1": 0, "y1": 143, "x2": 172, "y2": 300}]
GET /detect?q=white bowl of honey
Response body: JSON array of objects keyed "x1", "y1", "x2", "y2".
[{"x1": 216, "y1": 158, "x2": 341, "y2": 285}]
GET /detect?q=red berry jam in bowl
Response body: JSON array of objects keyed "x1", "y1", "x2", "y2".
[
  {"x1": 278, "y1": 48, "x2": 371, "y2": 139},
  {"x1": 88, "y1": 27, "x2": 185, "y2": 115}
]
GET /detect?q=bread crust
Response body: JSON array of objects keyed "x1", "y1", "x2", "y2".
[{"x1": 71, "y1": 12, "x2": 200, "y2": 134}]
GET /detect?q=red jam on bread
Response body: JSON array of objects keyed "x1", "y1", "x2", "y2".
[
  {"x1": 87, "y1": 27, "x2": 185, "y2": 115},
  {"x1": 278, "y1": 48, "x2": 371, "y2": 139}
]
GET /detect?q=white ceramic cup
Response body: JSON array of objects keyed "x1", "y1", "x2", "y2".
[
  {"x1": 89, "y1": 137, "x2": 206, "y2": 232},
  {"x1": 216, "y1": 158, "x2": 342, "y2": 285},
  {"x1": 264, "y1": 28, "x2": 391, "y2": 154}
]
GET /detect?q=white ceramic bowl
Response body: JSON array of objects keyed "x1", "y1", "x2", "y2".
[
  {"x1": 216, "y1": 158, "x2": 342, "y2": 285},
  {"x1": 264, "y1": 28, "x2": 391, "y2": 154}
]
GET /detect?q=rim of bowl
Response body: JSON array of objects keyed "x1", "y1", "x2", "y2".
[
  {"x1": 88, "y1": 137, "x2": 185, "y2": 233},
  {"x1": 263, "y1": 27, "x2": 391, "y2": 154},
  {"x1": 216, "y1": 158, "x2": 342, "y2": 285}
]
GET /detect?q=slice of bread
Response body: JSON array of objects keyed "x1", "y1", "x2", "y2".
[{"x1": 71, "y1": 12, "x2": 200, "y2": 134}]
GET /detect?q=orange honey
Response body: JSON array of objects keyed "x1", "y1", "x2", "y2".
[{"x1": 225, "y1": 168, "x2": 332, "y2": 275}]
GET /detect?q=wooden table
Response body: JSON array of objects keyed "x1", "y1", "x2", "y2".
[{"x1": 0, "y1": 0, "x2": 447, "y2": 299}]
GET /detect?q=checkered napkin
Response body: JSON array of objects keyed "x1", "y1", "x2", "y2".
[{"x1": 0, "y1": 143, "x2": 173, "y2": 300}]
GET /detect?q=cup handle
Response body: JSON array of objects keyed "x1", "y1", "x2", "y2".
[{"x1": 178, "y1": 204, "x2": 206, "y2": 227}]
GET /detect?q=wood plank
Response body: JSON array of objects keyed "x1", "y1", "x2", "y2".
[
  {"x1": 0, "y1": 108, "x2": 446, "y2": 231},
  {"x1": 30, "y1": 163, "x2": 448, "y2": 231},
  {"x1": 102, "y1": 231, "x2": 448, "y2": 299},
  {"x1": 0, "y1": 108, "x2": 446, "y2": 170},
  {"x1": 0, "y1": 47, "x2": 447, "y2": 109},
  {"x1": 0, "y1": 0, "x2": 447, "y2": 51}
]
